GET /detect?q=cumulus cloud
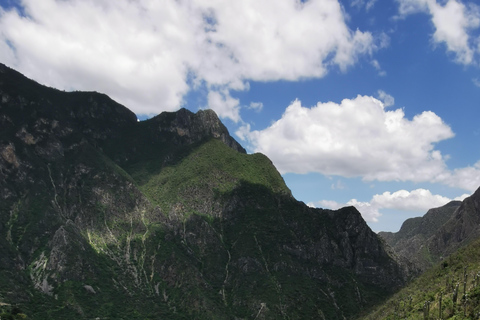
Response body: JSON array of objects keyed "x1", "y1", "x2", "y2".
[
  {"x1": 0, "y1": 0, "x2": 379, "y2": 120},
  {"x1": 398, "y1": 0, "x2": 480, "y2": 64},
  {"x1": 369, "y1": 189, "x2": 451, "y2": 211},
  {"x1": 244, "y1": 95, "x2": 454, "y2": 183},
  {"x1": 434, "y1": 161, "x2": 480, "y2": 191},
  {"x1": 239, "y1": 94, "x2": 480, "y2": 192},
  {"x1": 206, "y1": 89, "x2": 241, "y2": 123},
  {"x1": 311, "y1": 188, "x2": 469, "y2": 222}
]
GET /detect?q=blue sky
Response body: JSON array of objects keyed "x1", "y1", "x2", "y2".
[{"x1": 1, "y1": 0, "x2": 480, "y2": 232}]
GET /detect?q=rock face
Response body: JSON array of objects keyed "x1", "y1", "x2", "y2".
[
  {"x1": 0, "y1": 63, "x2": 407, "y2": 319},
  {"x1": 150, "y1": 107, "x2": 246, "y2": 153},
  {"x1": 380, "y1": 189, "x2": 480, "y2": 272},
  {"x1": 379, "y1": 201, "x2": 461, "y2": 271},
  {"x1": 428, "y1": 188, "x2": 480, "y2": 258}
]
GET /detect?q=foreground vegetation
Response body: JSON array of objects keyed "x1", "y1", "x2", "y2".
[
  {"x1": 360, "y1": 237, "x2": 480, "y2": 319},
  {"x1": 0, "y1": 304, "x2": 27, "y2": 319}
]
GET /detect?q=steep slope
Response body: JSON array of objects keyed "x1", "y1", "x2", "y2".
[
  {"x1": 364, "y1": 189, "x2": 480, "y2": 319},
  {"x1": 379, "y1": 187, "x2": 480, "y2": 274},
  {"x1": 429, "y1": 187, "x2": 480, "y2": 259},
  {"x1": 379, "y1": 201, "x2": 461, "y2": 271},
  {"x1": 360, "y1": 234, "x2": 480, "y2": 320},
  {"x1": 0, "y1": 63, "x2": 407, "y2": 319}
]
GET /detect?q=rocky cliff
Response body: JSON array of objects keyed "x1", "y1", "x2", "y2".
[
  {"x1": 0, "y1": 63, "x2": 407, "y2": 319},
  {"x1": 379, "y1": 201, "x2": 461, "y2": 271},
  {"x1": 428, "y1": 188, "x2": 480, "y2": 259}
]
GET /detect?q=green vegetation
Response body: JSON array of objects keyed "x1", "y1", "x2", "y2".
[
  {"x1": 130, "y1": 138, "x2": 290, "y2": 215},
  {"x1": 360, "y1": 237, "x2": 480, "y2": 319},
  {"x1": 0, "y1": 304, "x2": 28, "y2": 319}
]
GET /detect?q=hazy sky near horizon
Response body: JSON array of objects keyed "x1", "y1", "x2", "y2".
[{"x1": 1, "y1": 0, "x2": 480, "y2": 232}]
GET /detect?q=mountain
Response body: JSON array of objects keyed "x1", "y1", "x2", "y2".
[
  {"x1": 361, "y1": 230, "x2": 480, "y2": 320},
  {"x1": 363, "y1": 189, "x2": 480, "y2": 319},
  {"x1": 379, "y1": 187, "x2": 480, "y2": 274},
  {"x1": 428, "y1": 188, "x2": 480, "y2": 258},
  {"x1": 0, "y1": 63, "x2": 407, "y2": 319},
  {"x1": 379, "y1": 201, "x2": 461, "y2": 271}
]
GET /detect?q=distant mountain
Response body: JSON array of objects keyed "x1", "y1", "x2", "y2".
[
  {"x1": 429, "y1": 188, "x2": 480, "y2": 259},
  {"x1": 0, "y1": 63, "x2": 407, "y2": 319},
  {"x1": 379, "y1": 187, "x2": 480, "y2": 274},
  {"x1": 362, "y1": 189, "x2": 480, "y2": 319},
  {"x1": 379, "y1": 201, "x2": 461, "y2": 271}
]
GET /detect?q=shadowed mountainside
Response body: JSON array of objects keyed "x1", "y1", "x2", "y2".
[
  {"x1": 379, "y1": 188, "x2": 480, "y2": 275},
  {"x1": 379, "y1": 201, "x2": 461, "y2": 272},
  {"x1": 0, "y1": 63, "x2": 407, "y2": 319},
  {"x1": 428, "y1": 188, "x2": 480, "y2": 259}
]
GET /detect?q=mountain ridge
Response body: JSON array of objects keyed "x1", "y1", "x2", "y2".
[
  {"x1": 363, "y1": 190, "x2": 480, "y2": 319},
  {"x1": 379, "y1": 187, "x2": 480, "y2": 274},
  {"x1": 429, "y1": 187, "x2": 480, "y2": 258},
  {"x1": 379, "y1": 200, "x2": 462, "y2": 271},
  {"x1": 1, "y1": 63, "x2": 408, "y2": 319}
]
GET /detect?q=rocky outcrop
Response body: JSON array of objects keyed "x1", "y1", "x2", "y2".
[
  {"x1": 327, "y1": 207, "x2": 407, "y2": 288},
  {"x1": 150, "y1": 108, "x2": 246, "y2": 153}
]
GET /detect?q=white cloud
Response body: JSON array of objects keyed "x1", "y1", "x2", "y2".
[
  {"x1": 0, "y1": 0, "x2": 197, "y2": 115},
  {"x1": 247, "y1": 102, "x2": 264, "y2": 113},
  {"x1": 398, "y1": 0, "x2": 480, "y2": 64},
  {"x1": 0, "y1": 33, "x2": 16, "y2": 66},
  {"x1": 0, "y1": 0, "x2": 379, "y2": 121},
  {"x1": 366, "y1": 0, "x2": 378, "y2": 11},
  {"x1": 455, "y1": 193, "x2": 471, "y2": 201},
  {"x1": 244, "y1": 95, "x2": 455, "y2": 183},
  {"x1": 312, "y1": 188, "x2": 464, "y2": 222},
  {"x1": 239, "y1": 94, "x2": 480, "y2": 192},
  {"x1": 371, "y1": 59, "x2": 387, "y2": 76},
  {"x1": 235, "y1": 123, "x2": 251, "y2": 142},
  {"x1": 331, "y1": 179, "x2": 346, "y2": 190},
  {"x1": 352, "y1": 0, "x2": 378, "y2": 12},
  {"x1": 370, "y1": 189, "x2": 451, "y2": 211},
  {"x1": 346, "y1": 199, "x2": 382, "y2": 222},
  {"x1": 377, "y1": 90, "x2": 395, "y2": 107},
  {"x1": 206, "y1": 89, "x2": 241, "y2": 123},
  {"x1": 434, "y1": 160, "x2": 480, "y2": 191},
  {"x1": 308, "y1": 200, "x2": 343, "y2": 210}
]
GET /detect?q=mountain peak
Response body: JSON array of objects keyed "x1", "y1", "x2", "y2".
[{"x1": 148, "y1": 107, "x2": 246, "y2": 153}]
